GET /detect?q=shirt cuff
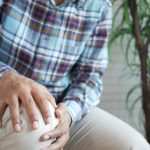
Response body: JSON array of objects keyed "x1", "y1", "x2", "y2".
[{"x1": 64, "y1": 100, "x2": 82, "y2": 126}]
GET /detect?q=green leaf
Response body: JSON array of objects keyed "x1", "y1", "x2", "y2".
[
  {"x1": 142, "y1": 26, "x2": 150, "y2": 36},
  {"x1": 125, "y1": 37, "x2": 133, "y2": 65},
  {"x1": 123, "y1": 0, "x2": 132, "y2": 32},
  {"x1": 126, "y1": 84, "x2": 141, "y2": 111},
  {"x1": 130, "y1": 96, "x2": 141, "y2": 117}
]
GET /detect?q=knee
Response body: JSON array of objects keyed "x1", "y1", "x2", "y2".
[
  {"x1": 126, "y1": 133, "x2": 150, "y2": 150},
  {"x1": 110, "y1": 124, "x2": 150, "y2": 150},
  {"x1": 0, "y1": 102, "x2": 58, "y2": 150}
]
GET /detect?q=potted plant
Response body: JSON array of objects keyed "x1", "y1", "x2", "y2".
[{"x1": 110, "y1": 0, "x2": 150, "y2": 142}]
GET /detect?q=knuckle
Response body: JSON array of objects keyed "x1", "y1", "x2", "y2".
[
  {"x1": 55, "y1": 129, "x2": 62, "y2": 137},
  {"x1": 12, "y1": 81, "x2": 24, "y2": 89},
  {"x1": 46, "y1": 93, "x2": 55, "y2": 101},
  {"x1": 49, "y1": 98, "x2": 55, "y2": 104},
  {"x1": 24, "y1": 97, "x2": 33, "y2": 106},
  {"x1": 30, "y1": 114, "x2": 38, "y2": 121},
  {"x1": 36, "y1": 84, "x2": 45, "y2": 92},
  {"x1": 12, "y1": 116, "x2": 20, "y2": 124},
  {"x1": 39, "y1": 98, "x2": 46, "y2": 105},
  {"x1": 9, "y1": 101, "x2": 17, "y2": 108},
  {"x1": 40, "y1": 85, "x2": 48, "y2": 92},
  {"x1": 44, "y1": 111, "x2": 50, "y2": 118},
  {"x1": 50, "y1": 96, "x2": 55, "y2": 102}
]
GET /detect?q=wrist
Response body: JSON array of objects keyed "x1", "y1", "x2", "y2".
[
  {"x1": 1, "y1": 70, "x2": 18, "y2": 79},
  {"x1": 66, "y1": 111, "x2": 72, "y2": 127}
]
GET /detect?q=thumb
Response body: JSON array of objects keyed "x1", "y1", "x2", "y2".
[{"x1": 55, "y1": 103, "x2": 66, "y2": 119}]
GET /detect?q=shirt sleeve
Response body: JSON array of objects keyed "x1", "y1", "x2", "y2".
[
  {"x1": 63, "y1": 1, "x2": 112, "y2": 125},
  {"x1": 0, "y1": 1, "x2": 16, "y2": 77},
  {"x1": 0, "y1": 62, "x2": 16, "y2": 77}
]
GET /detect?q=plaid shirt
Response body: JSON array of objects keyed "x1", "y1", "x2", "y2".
[{"x1": 0, "y1": 0, "x2": 112, "y2": 124}]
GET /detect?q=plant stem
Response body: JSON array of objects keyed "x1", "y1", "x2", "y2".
[{"x1": 128, "y1": 0, "x2": 150, "y2": 143}]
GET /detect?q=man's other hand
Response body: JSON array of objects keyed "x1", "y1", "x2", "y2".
[
  {"x1": 0, "y1": 71, "x2": 57, "y2": 132},
  {"x1": 41, "y1": 103, "x2": 71, "y2": 150}
]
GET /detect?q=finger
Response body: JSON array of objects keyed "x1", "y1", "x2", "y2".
[
  {"x1": 0, "y1": 101, "x2": 6, "y2": 127},
  {"x1": 55, "y1": 103, "x2": 72, "y2": 126},
  {"x1": 32, "y1": 93, "x2": 51, "y2": 124},
  {"x1": 41, "y1": 128, "x2": 61, "y2": 141},
  {"x1": 45, "y1": 91, "x2": 57, "y2": 108},
  {"x1": 41, "y1": 123, "x2": 67, "y2": 141},
  {"x1": 20, "y1": 93, "x2": 39, "y2": 130},
  {"x1": 55, "y1": 103, "x2": 66, "y2": 119},
  {"x1": 8, "y1": 95, "x2": 21, "y2": 132},
  {"x1": 47, "y1": 133, "x2": 69, "y2": 150}
]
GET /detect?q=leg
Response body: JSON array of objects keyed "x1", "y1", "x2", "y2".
[
  {"x1": 64, "y1": 107, "x2": 150, "y2": 150},
  {"x1": 0, "y1": 102, "x2": 58, "y2": 150}
]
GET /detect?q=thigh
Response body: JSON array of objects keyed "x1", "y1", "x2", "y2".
[
  {"x1": 0, "y1": 102, "x2": 58, "y2": 150},
  {"x1": 64, "y1": 107, "x2": 150, "y2": 150}
]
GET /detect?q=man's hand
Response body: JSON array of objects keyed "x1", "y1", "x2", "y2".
[
  {"x1": 41, "y1": 103, "x2": 71, "y2": 150},
  {"x1": 0, "y1": 71, "x2": 57, "y2": 132}
]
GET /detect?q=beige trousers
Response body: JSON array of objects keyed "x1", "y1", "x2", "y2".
[{"x1": 0, "y1": 102, "x2": 150, "y2": 150}]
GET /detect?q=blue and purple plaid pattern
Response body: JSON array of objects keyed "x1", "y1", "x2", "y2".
[{"x1": 0, "y1": 0, "x2": 112, "y2": 124}]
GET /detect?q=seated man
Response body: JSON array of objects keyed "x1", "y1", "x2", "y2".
[{"x1": 0, "y1": 0, "x2": 150, "y2": 150}]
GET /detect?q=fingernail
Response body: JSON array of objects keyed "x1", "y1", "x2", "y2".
[
  {"x1": 33, "y1": 121, "x2": 39, "y2": 129},
  {"x1": 15, "y1": 124, "x2": 21, "y2": 132},
  {"x1": 42, "y1": 135, "x2": 49, "y2": 140},
  {"x1": 46, "y1": 117, "x2": 50, "y2": 124},
  {"x1": 57, "y1": 110, "x2": 63, "y2": 118}
]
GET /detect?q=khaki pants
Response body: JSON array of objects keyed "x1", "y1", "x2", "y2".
[{"x1": 0, "y1": 103, "x2": 150, "y2": 150}]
